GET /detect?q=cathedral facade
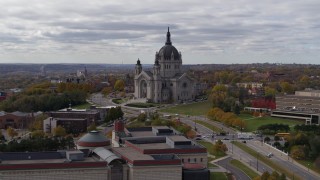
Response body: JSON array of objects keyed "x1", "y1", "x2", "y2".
[{"x1": 134, "y1": 28, "x2": 196, "y2": 103}]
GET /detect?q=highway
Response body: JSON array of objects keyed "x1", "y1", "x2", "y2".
[
  {"x1": 177, "y1": 115, "x2": 273, "y2": 178},
  {"x1": 246, "y1": 140, "x2": 319, "y2": 180},
  {"x1": 89, "y1": 95, "x2": 320, "y2": 179},
  {"x1": 216, "y1": 157, "x2": 251, "y2": 180},
  {"x1": 182, "y1": 114, "x2": 319, "y2": 180}
]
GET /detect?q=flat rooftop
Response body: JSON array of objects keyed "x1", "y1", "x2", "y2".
[
  {"x1": 167, "y1": 135, "x2": 190, "y2": 142},
  {"x1": 136, "y1": 143, "x2": 170, "y2": 150},
  {"x1": 113, "y1": 147, "x2": 153, "y2": 161},
  {"x1": 129, "y1": 131, "x2": 154, "y2": 137},
  {"x1": 1, "y1": 157, "x2": 97, "y2": 165}
]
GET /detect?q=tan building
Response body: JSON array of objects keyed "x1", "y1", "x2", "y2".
[{"x1": 272, "y1": 90, "x2": 320, "y2": 125}]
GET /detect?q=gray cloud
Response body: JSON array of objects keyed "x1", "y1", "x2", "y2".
[{"x1": 0, "y1": 0, "x2": 319, "y2": 64}]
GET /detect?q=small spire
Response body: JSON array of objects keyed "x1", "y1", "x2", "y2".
[
  {"x1": 165, "y1": 27, "x2": 172, "y2": 45},
  {"x1": 136, "y1": 58, "x2": 141, "y2": 65}
]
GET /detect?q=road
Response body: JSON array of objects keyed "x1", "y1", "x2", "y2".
[
  {"x1": 246, "y1": 140, "x2": 319, "y2": 180},
  {"x1": 180, "y1": 114, "x2": 319, "y2": 180},
  {"x1": 216, "y1": 157, "x2": 251, "y2": 180},
  {"x1": 176, "y1": 115, "x2": 273, "y2": 177}
]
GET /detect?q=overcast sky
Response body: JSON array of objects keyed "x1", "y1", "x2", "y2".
[{"x1": 0, "y1": 0, "x2": 319, "y2": 64}]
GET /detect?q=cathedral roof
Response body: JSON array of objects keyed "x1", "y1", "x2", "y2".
[
  {"x1": 158, "y1": 27, "x2": 180, "y2": 60},
  {"x1": 144, "y1": 71, "x2": 153, "y2": 77}
]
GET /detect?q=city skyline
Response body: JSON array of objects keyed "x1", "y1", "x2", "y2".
[{"x1": 0, "y1": 0, "x2": 320, "y2": 64}]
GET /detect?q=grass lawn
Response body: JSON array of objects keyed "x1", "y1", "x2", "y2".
[
  {"x1": 238, "y1": 114, "x2": 304, "y2": 132},
  {"x1": 198, "y1": 140, "x2": 226, "y2": 159},
  {"x1": 194, "y1": 120, "x2": 223, "y2": 133},
  {"x1": 208, "y1": 156, "x2": 218, "y2": 168},
  {"x1": 126, "y1": 120, "x2": 146, "y2": 128},
  {"x1": 297, "y1": 159, "x2": 320, "y2": 174},
  {"x1": 73, "y1": 103, "x2": 91, "y2": 109},
  {"x1": 210, "y1": 172, "x2": 228, "y2": 180},
  {"x1": 125, "y1": 103, "x2": 155, "y2": 108},
  {"x1": 160, "y1": 101, "x2": 212, "y2": 116},
  {"x1": 112, "y1": 98, "x2": 127, "y2": 104},
  {"x1": 230, "y1": 159, "x2": 259, "y2": 179},
  {"x1": 232, "y1": 141, "x2": 303, "y2": 180}
]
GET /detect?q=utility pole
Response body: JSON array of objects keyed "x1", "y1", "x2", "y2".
[
  {"x1": 232, "y1": 134, "x2": 234, "y2": 154},
  {"x1": 256, "y1": 152, "x2": 259, "y2": 171}
]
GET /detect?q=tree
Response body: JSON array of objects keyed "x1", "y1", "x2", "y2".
[
  {"x1": 309, "y1": 136, "x2": 320, "y2": 159},
  {"x1": 273, "y1": 141, "x2": 281, "y2": 149},
  {"x1": 114, "y1": 79, "x2": 125, "y2": 92},
  {"x1": 274, "y1": 136, "x2": 280, "y2": 141},
  {"x1": 233, "y1": 103, "x2": 240, "y2": 115},
  {"x1": 210, "y1": 84, "x2": 227, "y2": 109},
  {"x1": 291, "y1": 145, "x2": 306, "y2": 160},
  {"x1": 7, "y1": 127, "x2": 18, "y2": 139},
  {"x1": 31, "y1": 130, "x2": 45, "y2": 138},
  {"x1": 269, "y1": 171, "x2": 280, "y2": 180},
  {"x1": 264, "y1": 87, "x2": 277, "y2": 100},
  {"x1": 137, "y1": 113, "x2": 147, "y2": 122},
  {"x1": 105, "y1": 106, "x2": 124, "y2": 123},
  {"x1": 264, "y1": 136, "x2": 271, "y2": 143},
  {"x1": 213, "y1": 140, "x2": 228, "y2": 156},
  {"x1": 101, "y1": 87, "x2": 113, "y2": 96},
  {"x1": 29, "y1": 113, "x2": 48, "y2": 131},
  {"x1": 280, "y1": 82, "x2": 294, "y2": 94},
  {"x1": 87, "y1": 124, "x2": 97, "y2": 132},
  {"x1": 280, "y1": 173, "x2": 286, "y2": 180},
  {"x1": 53, "y1": 126, "x2": 67, "y2": 137},
  {"x1": 261, "y1": 171, "x2": 270, "y2": 180}
]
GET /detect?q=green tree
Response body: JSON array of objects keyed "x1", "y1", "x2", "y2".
[
  {"x1": 53, "y1": 126, "x2": 67, "y2": 137},
  {"x1": 114, "y1": 79, "x2": 125, "y2": 91},
  {"x1": 264, "y1": 136, "x2": 271, "y2": 143},
  {"x1": 280, "y1": 82, "x2": 294, "y2": 94},
  {"x1": 274, "y1": 136, "x2": 280, "y2": 141},
  {"x1": 7, "y1": 127, "x2": 18, "y2": 139},
  {"x1": 31, "y1": 130, "x2": 45, "y2": 138},
  {"x1": 264, "y1": 87, "x2": 277, "y2": 100},
  {"x1": 280, "y1": 173, "x2": 286, "y2": 180},
  {"x1": 137, "y1": 113, "x2": 147, "y2": 122},
  {"x1": 210, "y1": 84, "x2": 227, "y2": 109},
  {"x1": 233, "y1": 103, "x2": 240, "y2": 115}
]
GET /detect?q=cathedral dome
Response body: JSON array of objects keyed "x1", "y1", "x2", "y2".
[
  {"x1": 158, "y1": 27, "x2": 180, "y2": 60},
  {"x1": 159, "y1": 45, "x2": 180, "y2": 60}
]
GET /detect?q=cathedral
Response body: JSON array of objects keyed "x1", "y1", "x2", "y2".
[{"x1": 134, "y1": 28, "x2": 196, "y2": 103}]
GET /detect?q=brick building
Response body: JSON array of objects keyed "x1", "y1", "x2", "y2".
[
  {"x1": 43, "y1": 117, "x2": 88, "y2": 134},
  {"x1": 0, "y1": 111, "x2": 41, "y2": 129},
  {"x1": 46, "y1": 108, "x2": 100, "y2": 125}
]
